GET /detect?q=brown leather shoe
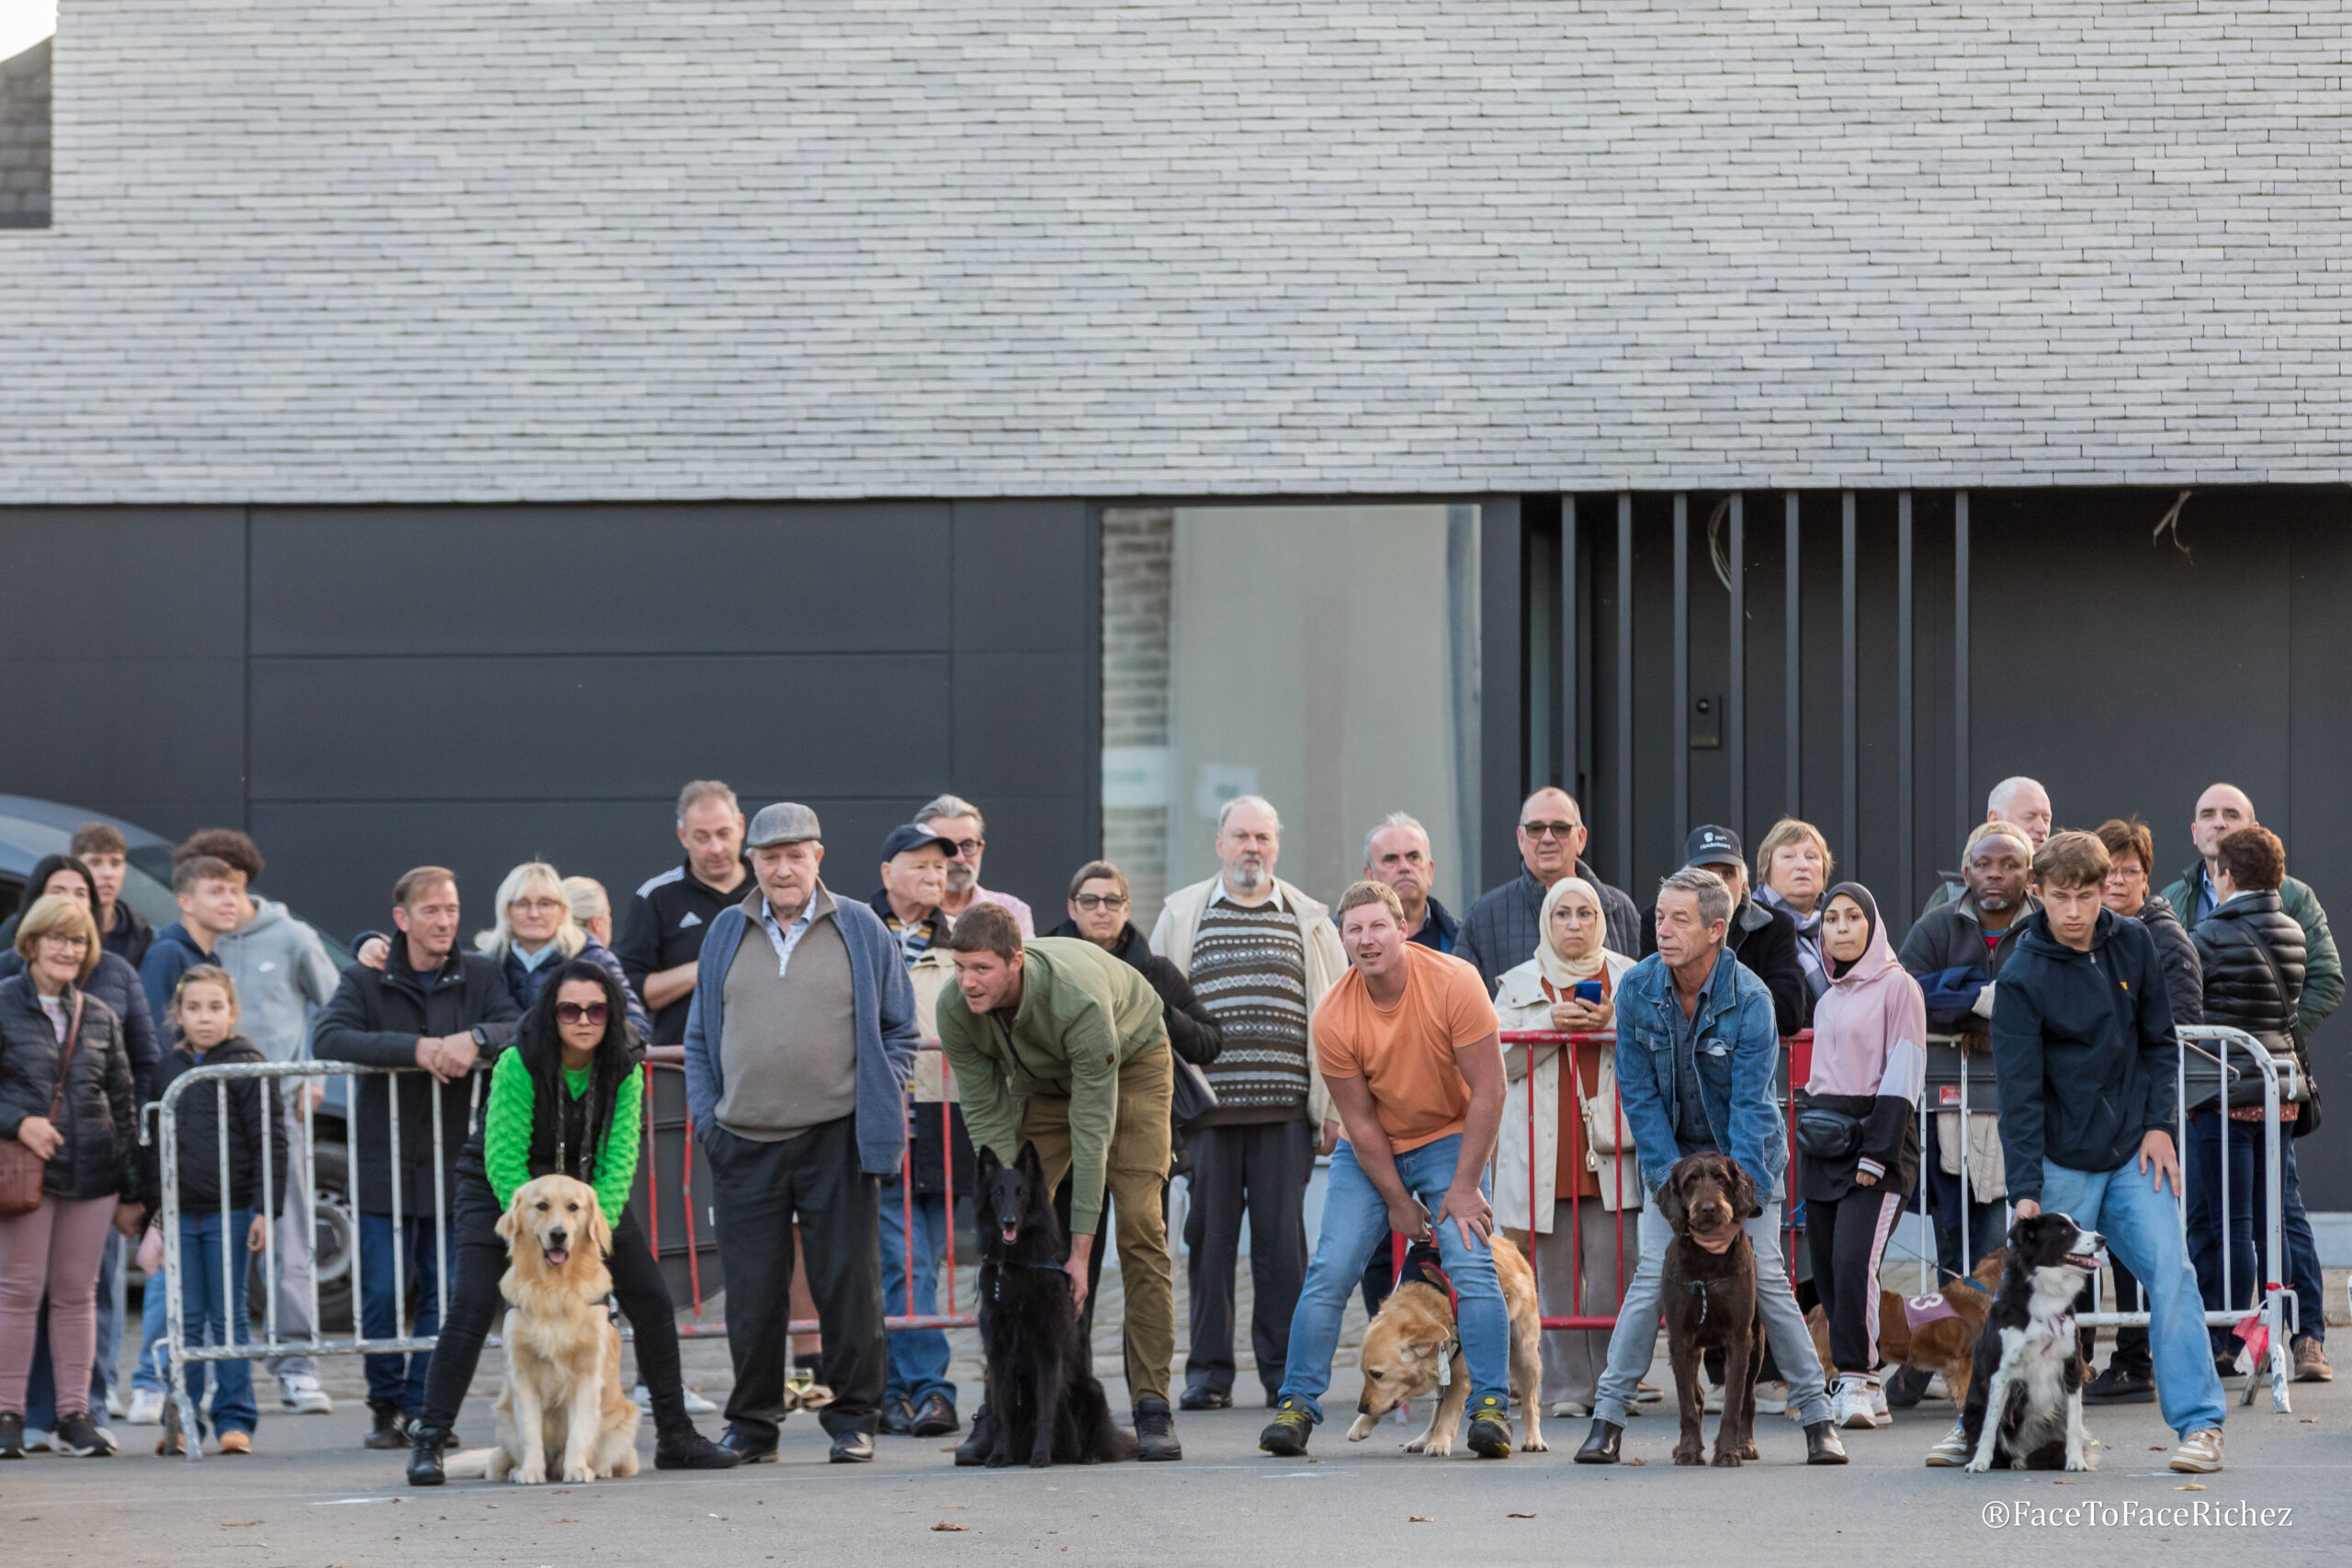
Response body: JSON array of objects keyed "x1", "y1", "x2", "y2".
[{"x1": 2294, "y1": 1337, "x2": 2333, "y2": 1383}]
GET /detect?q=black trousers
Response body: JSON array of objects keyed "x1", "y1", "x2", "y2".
[
  {"x1": 704, "y1": 1116, "x2": 885, "y2": 1443},
  {"x1": 1805, "y1": 1186, "x2": 1905, "y2": 1377},
  {"x1": 418, "y1": 1173, "x2": 689, "y2": 1435},
  {"x1": 1182, "y1": 1119, "x2": 1313, "y2": 1399}
]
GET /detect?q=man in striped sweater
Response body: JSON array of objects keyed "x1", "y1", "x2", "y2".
[{"x1": 1150, "y1": 795, "x2": 1344, "y2": 1411}]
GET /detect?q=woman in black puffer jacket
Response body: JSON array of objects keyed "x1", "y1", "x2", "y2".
[
  {"x1": 0, "y1": 896, "x2": 140, "y2": 1459},
  {"x1": 2186, "y1": 826, "x2": 2312, "y2": 1362}
]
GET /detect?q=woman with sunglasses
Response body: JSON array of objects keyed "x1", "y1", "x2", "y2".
[{"x1": 401, "y1": 960, "x2": 737, "y2": 1483}]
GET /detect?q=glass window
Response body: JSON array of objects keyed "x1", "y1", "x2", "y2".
[{"x1": 1102, "y1": 504, "x2": 1481, "y2": 925}]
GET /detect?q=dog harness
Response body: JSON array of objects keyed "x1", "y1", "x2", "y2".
[{"x1": 1387, "y1": 1235, "x2": 1459, "y2": 1315}]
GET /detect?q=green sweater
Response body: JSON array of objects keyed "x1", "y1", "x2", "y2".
[
  {"x1": 935, "y1": 937, "x2": 1168, "y2": 1235},
  {"x1": 483, "y1": 1047, "x2": 643, "y2": 1221}
]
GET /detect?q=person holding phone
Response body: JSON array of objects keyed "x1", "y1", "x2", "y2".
[{"x1": 1493, "y1": 877, "x2": 1638, "y2": 1418}]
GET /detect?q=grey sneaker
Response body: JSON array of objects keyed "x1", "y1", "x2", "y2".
[
  {"x1": 2168, "y1": 1427, "x2": 2223, "y2": 1474},
  {"x1": 1925, "y1": 1423, "x2": 1971, "y2": 1467}
]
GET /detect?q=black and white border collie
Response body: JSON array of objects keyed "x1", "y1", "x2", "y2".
[{"x1": 1961, "y1": 1212, "x2": 2104, "y2": 1472}]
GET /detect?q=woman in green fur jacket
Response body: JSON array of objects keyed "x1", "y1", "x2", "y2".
[{"x1": 402, "y1": 959, "x2": 737, "y2": 1483}]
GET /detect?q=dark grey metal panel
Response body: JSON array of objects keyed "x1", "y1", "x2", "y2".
[
  {"x1": 2288, "y1": 498, "x2": 2352, "y2": 1209},
  {"x1": 249, "y1": 654, "x2": 952, "y2": 803},
  {"x1": 950, "y1": 501, "x2": 1092, "y2": 653},
  {"x1": 1479, "y1": 496, "x2": 1524, "y2": 893},
  {"x1": 251, "y1": 503, "x2": 953, "y2": 656}
]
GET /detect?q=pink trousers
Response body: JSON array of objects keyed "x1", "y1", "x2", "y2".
[{"x1": 0, "y1": 1194, "x2": 117, "y2": 1417}]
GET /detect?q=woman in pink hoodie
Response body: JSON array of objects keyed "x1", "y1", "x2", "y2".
[{"x1": 1797, "y1": 883, "x2": 1926, "y2": 1433}]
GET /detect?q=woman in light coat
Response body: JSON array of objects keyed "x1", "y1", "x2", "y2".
[{"x1": 1493, "y1": 876, "x2": 1637, "y2": 1419}]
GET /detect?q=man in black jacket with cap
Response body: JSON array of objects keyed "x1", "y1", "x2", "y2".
[
  {"x1": 1642, "y1": 826, "x2": 1809, "y2": 1036},
  {"x1": 313, "y1": 867, "x2": 521, "y2": 1450}
]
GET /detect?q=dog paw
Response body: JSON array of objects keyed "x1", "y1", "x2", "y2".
[
  {"x1": 1402, "y1": 1436, "x2": 1427, "y2": 1453},
  {"x1": 1673, "y1": 1445, "x2": 1705, "y2": 1466},
  {"x1": 1711, "y1": 1449, "x2": 1744, "y2": 1468},
  {"x1": 1523, "y1": 1434, "x2": 1550, "y2": 1453},
  {"x1": 561, "y1": 1465, "x2": 593, "y2": 1485},
  {"x1": 514, "y1": 1465, "x2": 547, "y2": 1486},
  {"x1": 985, "y1": 1452, "x2": 1011, "y2": 1470},
  {"x1": 1740, "y1": 1440, "x2": 1758, "y2": 1461},
  {"x1": 1028, "y1": 1453, "x2": 1052, "y2": 1469},
  {"x1": 1345, "y1": 1416, "x2": 1376, "y2": 1443},
  {"x1": 1963, "y1": 1458, "x2": 1990, "y2": 1474}
]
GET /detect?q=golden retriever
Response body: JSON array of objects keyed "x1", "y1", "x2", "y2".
[
  {"x1": 445, "y1": 1175, "x2": 642, "y2": 1485},
  {"x1": 1345, "y1": 1232, "x2": 1546, "y2": 1457}
]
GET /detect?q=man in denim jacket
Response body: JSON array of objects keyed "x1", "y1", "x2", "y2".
[{"x1": 1572, "y1": 867, "x2": 1847, "y2": 1466}]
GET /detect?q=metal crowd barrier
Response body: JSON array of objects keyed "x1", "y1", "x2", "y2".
[
  {"x1": 147, "y1": 1049, "x2": 977, "y2": 1461},
  {"x1": 1496, "y1": 1029, "x2": 1813, "y2": 1333}
]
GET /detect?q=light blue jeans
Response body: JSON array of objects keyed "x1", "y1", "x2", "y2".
[
  {"x1": 2034, "y1": 1157, "x2": 2225, "y2": 1438},
  {"x1": 1275, "y1": 1134, "x2": 1507, "y2": 1423},
  {"x1": 877, "y1": 1183, "x2": 956, "y2": 1408},
  {"x1": 1593, "y1": 1190, "x2": 1832, "y2": 1428}
]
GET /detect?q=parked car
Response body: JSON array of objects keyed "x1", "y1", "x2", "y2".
[{"x1": 0, "y1": 796, "x2": 359, "y2": 1327}]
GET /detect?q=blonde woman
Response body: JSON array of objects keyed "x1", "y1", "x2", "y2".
[
  {"x1": 1493, "y1": 876, "x2": 1637, "y2": 1419},
  {"x1": 1754, "y1": 818, "x2": 1834, "y2": 1006},
  {"x1": 475, "y1": 863, "x2": 647, "y2": 1038}
]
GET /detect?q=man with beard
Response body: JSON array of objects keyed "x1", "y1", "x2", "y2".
[
  {"x1": 1149, "y1": 795, "x2": 1343, "y2": 1411},
  {"x1": 915, "y1": 794, "x2": 1036, "y2": 938},
  {"x1": 1897, "y1": 820, "x2": 2037, "y2": 1279}
]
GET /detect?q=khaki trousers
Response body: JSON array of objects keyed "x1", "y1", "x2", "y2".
[{"x1": 1020, "y1": 1044, "x2": 1174, "y2": 1405}]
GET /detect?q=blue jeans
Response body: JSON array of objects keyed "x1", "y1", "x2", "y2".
[
  {"x1": 358, "y1": 1213, "x2": 443, "y2": 1414},
  {"x1": 27, "y1": 1232, "x2": 119, "y2": 1428},
  {"x1": 2034, "y1": 1158, "x2": 2223, "y2": 1438},
  {"x1": 2187, "y1": 1114, "x2": 2328, "y2": 1348},
  {"x1": 1276, "y1": 1134, "x2": 1507, "y2": 1422},
  {"x1": 132, "y1": 1254, "x2": 168, "y2": 1393},
  {"x1": 877, "y1": 1183, "x2": 956, "y2": 1408},
  {"x1": 172, "y1": 1211, "x2": 258, "y2": 1436}
]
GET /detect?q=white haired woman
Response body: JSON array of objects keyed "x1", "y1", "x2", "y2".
[
  {"x1": 476, "y1": 863, "x2": 648, "y2": 1040},
  {"x1": 1492, "y1": 876, "x2": 1638, "y2": 1419}
]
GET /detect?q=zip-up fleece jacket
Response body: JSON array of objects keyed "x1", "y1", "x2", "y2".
[{"x1": 1990, "y1": 908, "x2": 2177, "y2": 1205}]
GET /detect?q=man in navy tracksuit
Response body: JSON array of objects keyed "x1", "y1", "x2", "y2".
[{"x1": 1930, "y1": 830, "x2": 2225, "y2": 1474}]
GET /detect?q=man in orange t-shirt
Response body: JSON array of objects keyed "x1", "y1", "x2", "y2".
[{"x1": 1259, "y1": 882, "x2": 1512, "y2": 1459}]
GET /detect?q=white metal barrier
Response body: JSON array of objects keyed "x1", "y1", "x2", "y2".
[{"x1": 1914, "y1": 1024, "x2": 2301, "y2": 1414}]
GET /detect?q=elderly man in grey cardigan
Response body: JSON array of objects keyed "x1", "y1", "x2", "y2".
[{"x1": 682, "y1": 803, "x2": 918, "y2": 1466}]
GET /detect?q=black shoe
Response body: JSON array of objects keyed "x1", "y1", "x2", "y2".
[
  {"x1": 1804, "y1": 1420, "x2": 1849, "y2": 1465},
  {"x1": 909, "y1": 1393, "x2": 959, "y2": 1438},
  {"x1": 364, "y1": 1403, "x2": 411, "y2": 1450},
  {"x1": 1883, "y1": 1364, "x2": 1932, "y2": 1408},
  {"x1": 406, "y1": 1427, "x2": 447, "y2": 1486},
  {"x1": 2083, "y1": 1362, "x2": 2156, "y2": 1404},
  {"x1": 54, "y1": 1411, "x2": 111, "y2": 1458},
  {"x1": 829, "y1": 1429, "x2": 876, "y2": 1463},
  {"x1": 1465, "y1": 1394, "x2": 1512, "y2": 1460},
  {"x1": 0, "y1": 1413, "x2": 21, "y2": 1459},
  {"x1": 1258, "y1": 1396, "x2": 1313, "y2": 1457},
  {"x1": 1573, "y1": 1418, "x2": 1623, "y2": 1464},
  {"x1": 954, "y1": 1406, "x2": 993, "y2": 1467},
  {"x1": 1133, "y1": 1397, "x2": 1182, "y2": 1461},
  {"x1": 880, "y1": 1396, "x2": 916, "y2": 1437},
  {"x1": 1178, "y1": 1386, "x2": 1231, "y2": 1411},
  {"x1": 656, "y1": 1427, "x2": 746, "y2": 1471},
  {"x1": 720, "y1": 1427, "x2": 778, "y2": 1463}
]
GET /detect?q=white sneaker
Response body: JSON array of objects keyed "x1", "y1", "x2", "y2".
[
  {"x1": 1869, "y1": 1382, "x2": 1893, "y2": 1428},
  {"x1": 22, "y1": 1427, "x2": 52, "y2": 1452},
  {"x1": 1835, "y1": 1379, "x2": 1877, "y2": 1430},
  {"x1": 1754, "y1": 1379, "x2": 1790, "y2": 1415},
  {"x1": 106, "y1": 1387, "x2": 128, "y2": 1420},
  {"x1": 278, "y1": 1374, "x2": 333, "y2": 1415},
  {"x1": 124, "y1": 1389, "x2": 164, "y2": 1427},
  {"x1": 1550, "y1": 1400, "x2": 1591, "y2": 1420},
  {"x1": 1925, "y1": 1423, "x2": 1971, "y2": 1467},
  {"x1": 2168, "y1": 1427, "x2": 2224, "y2": 1473},
  {"x1": 632, "y1": 1384, "x2": 720, "y2": 1416}
]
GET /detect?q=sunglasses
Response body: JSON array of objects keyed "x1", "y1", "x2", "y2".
[
  {"x1": 1072, "y1": 893, "x2": 1128, "y2": 911},
  {"x1": 555, "y1": 1001, "x2": 611, "y2": 1027},
  {"x1": 1521, "y1": 820, "x2": 1581, "y2": 840}
]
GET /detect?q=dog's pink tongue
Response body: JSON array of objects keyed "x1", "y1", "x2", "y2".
[{"x1": 547, "y1": 1248, "x2": 569, "y2": 1265}]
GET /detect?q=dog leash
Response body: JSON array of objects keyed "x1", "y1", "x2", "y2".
[{"x1": 1680, "y1": 1277, "x2": 1711, "y2": 1325}]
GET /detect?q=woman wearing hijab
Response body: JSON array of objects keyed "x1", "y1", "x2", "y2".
[
  {"x1": 1493, "y1": 876, "x2": 1639, "y2": 1419},
  {"x1": 1796, "y1": 883, "x2": 1926, "y2": 1433}
]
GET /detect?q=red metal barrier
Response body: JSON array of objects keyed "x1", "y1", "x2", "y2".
[
  {"x1": 641, "y1": 1044, "x2": 977, "y2": 1337},
  {"x1": 1495, "y1": 1029, "x2": 1812, "y2": 1332}
]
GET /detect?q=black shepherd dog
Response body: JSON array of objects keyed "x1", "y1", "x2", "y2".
[
  {"x1": 973, "y1": 1143, "x2": 1137, "y2": 1468},
  {"x1": 1960, "y1": 1211, "x2": 2103, "y2": 1472}
]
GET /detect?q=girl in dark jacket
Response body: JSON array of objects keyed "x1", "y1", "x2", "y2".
[
  {"x1": 140, "y1": 966, "x2": 284, "y2": 1455},
  {"x1": 1795, "y1": 884, "x2": 1926, "y2": 1434},
  {"x1": 0, "y1": 896, "x2": 139, "y2": 1460},
  {"x1": 401, "y1": 960, "x2": 735, "y2": 1483}
]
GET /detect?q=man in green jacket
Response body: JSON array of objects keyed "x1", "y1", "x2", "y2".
[
  {"x1": 2160, "y1": 783, "x2": 2343, "y2": 1036},
  {"x1": 936, "y1": 903, "x2": 1182, "y2": 1461}
]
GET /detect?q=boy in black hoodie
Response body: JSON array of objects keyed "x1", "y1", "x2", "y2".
[
  {"x1": 139, "y1": 966, "x2": 286, "y2": 1456},
  {"x1": 1939, "y1": 831, "x2": 2225, "y2": 1474}
]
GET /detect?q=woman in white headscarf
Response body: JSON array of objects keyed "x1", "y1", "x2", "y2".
[{"x1": 1493, "y1": 876, "x2": 1638, "y2": 1419}]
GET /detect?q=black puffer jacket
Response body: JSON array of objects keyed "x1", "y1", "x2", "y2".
[
  {"x1": 2190, "y1": 890, "x2": 2305, "y2": 1110},
  {"x1": 139, "y1": 1036, "x2": 288, "y2": 1217},
  {"x1": 2134, "y1": 894, "x2": 2203, "y2": 1030},
  {"x1": 0, "y1": 976, "x2": 138, "y2": 1201}
]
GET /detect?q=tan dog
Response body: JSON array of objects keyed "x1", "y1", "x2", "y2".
[
  {"x1": 446, "y1": 1175, "x2": 642, "y2": 1484},
  {"x1": 1808, "y1": 1247, "x2": 2005, "y2": 1402},
  {"x1": 1345, "y1": 1233, "x2": 1546, "y2": 1456}
]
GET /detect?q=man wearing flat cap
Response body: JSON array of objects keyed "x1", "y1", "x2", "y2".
[{"x1": 682, "y1": 803, "x2": 920, "y2": 1464}]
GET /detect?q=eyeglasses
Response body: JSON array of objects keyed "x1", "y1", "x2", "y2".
[
  {"x1": 37, "y1": 935, "x2": 89, "y2": 953},
  {"x1": 1072, "y1": 893, "x2": 1128, "y2": 911},
  {"x1": 514, "y1": 897, "x2": 567, "y2": 915},
  {"x1": 1520, "y1": 820, "x2": 1580, "y2": 840},
  {"x1": 944, "y1": 838, "x2": 983, "y2": 857},
  {"x1": 555, "y1": 1002, "x2": 610, "y2": 1027}
]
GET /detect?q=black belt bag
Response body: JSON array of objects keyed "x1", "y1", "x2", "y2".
[{"x1": 1793, "y1": 1105, "x2": 1864, "y2": 1161}]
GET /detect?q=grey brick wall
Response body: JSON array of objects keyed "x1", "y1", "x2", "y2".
[
  {"x1": 0, "y1": 39, "x2": 48, "y2": 229},
  {"x1": 0, "y1": 5, "x2": 2344, "y2": 502}
]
